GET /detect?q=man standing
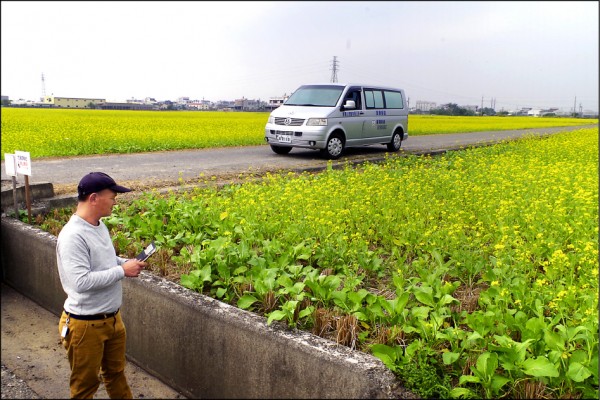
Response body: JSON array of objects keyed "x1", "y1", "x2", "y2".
[{"x1": 56, "y1": 172, "x2": 146, "y2": 399}]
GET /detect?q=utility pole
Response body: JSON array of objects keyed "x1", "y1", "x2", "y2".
[
  {"x1": 573, "y1": 96, "x2": 577, "y2": 117},
  {"x1": 330, "y1": 56, "x2": 339, "y2": 83}
]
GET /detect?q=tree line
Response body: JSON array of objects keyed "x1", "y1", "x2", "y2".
[{"x1": 427, "y1": 103, "x2": 499, "y2": 116}]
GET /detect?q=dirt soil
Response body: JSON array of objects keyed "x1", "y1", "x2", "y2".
[{"x1": 1, "y1": 283, "x2": 187, "y2": 399}]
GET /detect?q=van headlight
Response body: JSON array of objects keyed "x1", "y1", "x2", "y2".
[
  {"x1": 307, "y1": 118, "x2": 327, "y2": 126},
  {"x1": 268, "y1": 116, "x2": 274, "y2": 124}
]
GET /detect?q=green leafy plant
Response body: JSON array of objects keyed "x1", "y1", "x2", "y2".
[{"x1": 30, "y1": 128, "x2": 599, "y2": 399}]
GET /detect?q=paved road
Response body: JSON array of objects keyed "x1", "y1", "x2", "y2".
[{"x1": 1, "y1": 125, "x2": 594, "y2": 190}]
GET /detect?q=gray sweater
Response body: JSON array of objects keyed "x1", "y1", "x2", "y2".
[{"x1": 56, "y1": 214, "x2": 127, "y2": 315}]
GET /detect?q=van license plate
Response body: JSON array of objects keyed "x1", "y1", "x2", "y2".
[{"x1": 276, "y1": 134, "x2": 292, "y2": 143}]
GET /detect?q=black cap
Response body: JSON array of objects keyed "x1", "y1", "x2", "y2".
[{"x1": 77, "y1": 172, "x2": 132, "y2": 198}]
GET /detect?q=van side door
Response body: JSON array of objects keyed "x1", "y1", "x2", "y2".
[
  {"x1": 362, "y1": 88, "x2": 388, "y2": 140},
  {"x1": 339, "y1": 86, "x2": 365, "y2": 143}
]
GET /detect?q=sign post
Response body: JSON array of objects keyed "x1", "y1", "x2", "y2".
[
  {"x1": 4, "y1": 153, "x2": 19, "y2": 217},
  {"x1": 15, "y1": 151, "x2": 32, "y2": 223}
]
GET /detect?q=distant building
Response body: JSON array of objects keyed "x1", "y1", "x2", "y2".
[
  {"x1": 97, "y1": 102, "x2": 156, "y2": 110},
  {"x1": 40, "y1": 96, "x2": 159, "y2": 110},
  {"x1": 414, "y1": 100, "x2": 436, "y2": 112},
  {"x1": 508, "y1": 108, "x2": 532, "y2": 116},
  {"x1": 527, "y1": 108, "x2": 559, "y2": 117},
  {"x1": 10, "y1": 98, "x2": 42, "y2": 106},
  {"x1": 216, "y1": 100, "x2": 235, "y2": 111},
  {"x1": 43, "y1": 96, "x2": 105, "y2": 108},
  {"x1": 234, "y1": 97, "x2": 262, "y2": 111},
  {"x1": 159, "y1": 100, "x2": 174, "y2": 110},
  {"x1": 265, "y1": 95, "x2": 289, "y2": 111},
  {"x1": 187, "y1": 101, "x2": 210, "y2": 110}
]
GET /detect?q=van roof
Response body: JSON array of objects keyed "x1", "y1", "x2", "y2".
[{"x1": 297, "y1": 83, "x2": 403, "y2": 91}]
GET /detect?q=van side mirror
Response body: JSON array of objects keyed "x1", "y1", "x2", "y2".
[{"x1": 343, "y1": 100, "x2": 356, "y2": 110}]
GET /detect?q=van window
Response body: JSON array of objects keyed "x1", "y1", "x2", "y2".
[
  {"x1": 384, "y1": 91, "x2": 404, "y2": 109},
  {"x1": 285, "y1": 85, "x2": 345, "y2": 107},
  {"x1": 344, "y1": 87, "x2": 362, "y2": 109},
  {"x1": 364, "y1": 89, "x2": 384, "y2": 109}
]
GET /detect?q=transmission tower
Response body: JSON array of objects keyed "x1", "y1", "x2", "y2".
[
  {"x1": 330, "y1": 56, "x2": 339, "y2": 83},
  {"x1": 41, "y1": 73, "x2": 46, "y2": 99}
]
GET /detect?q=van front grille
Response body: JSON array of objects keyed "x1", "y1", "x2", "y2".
[{"x1": 274, "y1": 117, "x2": 305, "y2": 126}]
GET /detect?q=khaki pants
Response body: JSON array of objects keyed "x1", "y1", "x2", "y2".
[{"x1": 58, "y1": 311, "x2": 132, "y2": 399}]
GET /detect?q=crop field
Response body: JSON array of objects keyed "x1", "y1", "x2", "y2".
[
  {"x1": 1, "y1": 107, "x2": 596, "y2": 159},
  {"x1": 33, "y1": 127, "x2": 598, "y2": 398}
]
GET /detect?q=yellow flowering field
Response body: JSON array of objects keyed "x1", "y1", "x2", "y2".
[
  {"x1": 1, "y1": 107, "x2": 595, "y2": 159},
  {"x1": 0, "y1": 108, "x2": 268, "y2": 158},
  {"x1": 34, "y1": 127, "x2": 598, "y2": 397},
  {"x1": 411, "y1": 114, "x2": 597, "y2": 134},
  {"x1": 97, "y1": 127, "x2": 597, "y2": 398}
]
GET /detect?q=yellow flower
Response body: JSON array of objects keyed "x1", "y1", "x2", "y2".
[{"x1": 556, "y1": 290, "x2": 568, "y2": 299}]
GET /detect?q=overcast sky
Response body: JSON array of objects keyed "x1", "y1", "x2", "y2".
[{"x1": 2, "y1": 1, "x2": 598, "y2": 112}]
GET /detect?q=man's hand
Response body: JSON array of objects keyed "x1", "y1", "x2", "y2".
[{"x1": 122, "y1": 259, "x2": 146, "y2": 277}]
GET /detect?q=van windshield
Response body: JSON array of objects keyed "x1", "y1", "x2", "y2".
[{"x1": 285, "y1": 85, "x2": 344, "y2": 107}]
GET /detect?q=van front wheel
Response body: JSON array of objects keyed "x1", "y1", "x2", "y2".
[
  {"x1": 387, "y1": 131, "x2": 403, "y2": 152},
  {"x1": 270, "y1": 145, "x2": 292, "y2": 155},
  {"x1": 321, "y1": 134, "x2": 345, "y2": 159}
]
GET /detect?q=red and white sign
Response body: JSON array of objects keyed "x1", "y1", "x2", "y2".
[{"x1": 15, "y1": 151, "x2": 32, "y2": 176}]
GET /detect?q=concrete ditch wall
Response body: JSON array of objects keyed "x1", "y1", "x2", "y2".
[
  {"x1": 1, "y1": 216, "x2": 415, "y2": 399},
  {"x1": 0, "y1": 182, "x2": 54, "y2": 209}
]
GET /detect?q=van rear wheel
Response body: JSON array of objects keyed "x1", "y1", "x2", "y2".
[
  {"x1": 387, "y1": 131, "x2": 403, "y2": 152},
  {"x1": 270, "y1": 145, "x2": 292, "y2": 155},
  {"x1": 321, "y1": 134, "x2": 345, "y2": 159}
]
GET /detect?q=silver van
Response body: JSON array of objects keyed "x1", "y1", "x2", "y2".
[{"x1": 264, "y1": 83, "x2": 408, "y2": 159}]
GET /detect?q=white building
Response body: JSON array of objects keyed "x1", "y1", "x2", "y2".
[
  {"x1": 265, "y1": 95, "x2": 289, "y2": 111},
  {"x1": 414, "y1": 100, "x2": 436, "y2": 112},
  {"x1": 188, "y1": 101, "x2": 210, "y2": 110}
]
